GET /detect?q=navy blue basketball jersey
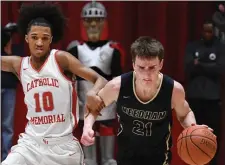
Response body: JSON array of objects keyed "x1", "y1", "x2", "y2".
[{"x1": 116, "y1": 71, "x2": 174, "y2": 165}]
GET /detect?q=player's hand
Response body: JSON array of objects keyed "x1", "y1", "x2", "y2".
[
  {"x1": 86, "y1": 90, "x2": 105, "y2": 114},
  {"x1": 191, "y1": 124, "x2": 214, "y2": 132},
  {"x1": 81, "y1": 127, "x2": 95, "y2": 146},
  {"x1": 200, "y1": 124, "x2": 214, "y2": 132}
]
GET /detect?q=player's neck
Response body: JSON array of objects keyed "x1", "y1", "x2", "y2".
[
  {"x1": 30, "y1": 53, "x2": 49, "y2": 70},
  {"x1": 135, "y1": 73, "x2": 162, "y2": 97}
]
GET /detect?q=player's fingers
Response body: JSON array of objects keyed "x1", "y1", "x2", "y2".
[
  {"x1": 81, "y1": 135, "x2": 95, "y2": 146},
  {"x1": 88, "y1": 130, "x2": 94, "y2": 137},
  {"x1": 81, "y1": 139, "x2": 90, "y2": 146},
  {"x1": 85, "y1": 137, "x2": 95, "y2": 145},
  {"x1": 208, "y1": 127, "x2": 214, "y2": 132},
  {"x1": 95, "y1": 96, "x2": 105, "y2": 108},
  {"x1": 80, "y1": 137, "x2": 86, "y2": 146},
  {"x1": 85, "y1": 133, "x2": 95, "y2": 143},
  {"x1": 97, "y1": 103, "x2": 105, "y2": 113},
  {"x1": 86, "y1": 103, "x2": 102, "y2": 116},
  {"x1": 88, "y1": 131, "x2": 95, "y2": 144},
  {"x1": 200, "y1": 124, "x2": 214, "y2": 132},
  {"x1": 99, "y1": 102, "x2": 105, "y2": 110}
]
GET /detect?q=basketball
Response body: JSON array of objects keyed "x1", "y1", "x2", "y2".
[{"x1": 177, "y1": 125, "x2": 217, "y2": 165}]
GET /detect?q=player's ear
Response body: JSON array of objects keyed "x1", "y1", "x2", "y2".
[
  {"x1": 132, "y1": 59, "x2": 135, "y2": 70},
  {"x1": 50, "y1": 36, "x2": 53, "y2": 44},
  {"x1": 159, "y1": 59, "x2": 164, "y2": 70},
  {"x1": 25, "y1": 35, "x2": 28, "y2": 43}
]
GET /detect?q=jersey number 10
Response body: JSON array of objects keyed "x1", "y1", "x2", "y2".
[{"x1": 34, "y1": 91, "x2": 54, "y2": 112}]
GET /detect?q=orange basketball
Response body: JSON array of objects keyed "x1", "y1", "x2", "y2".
[{"x1": 177, "y1": 125, "x2": 217, "y2": 165}]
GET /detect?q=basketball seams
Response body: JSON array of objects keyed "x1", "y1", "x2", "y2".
[
  {"x1": 177, "y1": 127, "x2": 203, "y2": 141},
  {"x1": 191, "y1": 128, "x2": 216, "y2": 145},
  {"x1": 177, "y1": 126, "x2": 217, "y2": 165},
  {"x1": 185, "y1": 129, "x2": 198, "y2": 165},
  {"x1": 177, "y1": 127, "x2": 216, "y2": 145},
  {"x1": 177, "y1": 135, "x2": 216, "y2": 145},
  {"x1": 189, "y1": 136, "x2": 212, "y2": 159}
]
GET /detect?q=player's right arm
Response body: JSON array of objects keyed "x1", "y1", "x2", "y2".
[
  {"x1": 81, "y1": 76, "x2": 121, "y2": 146},
  {"x1": 1, "y1": 56, "x2": 22, "y2": 76},
  {"x1": 98, "y1": 76, "x2": 121, "y2": 106}
]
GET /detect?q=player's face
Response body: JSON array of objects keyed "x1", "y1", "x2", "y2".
[
  {"x1": 83, "y1": 17, "x2": 105, "y2": 42},
  {"x1": 202, "y1": 24, "x2": 213, "y2": 41},
  {"x1": 25, "y1": 26, "x2": 52, "y2": 58},
  {"x1": 133, "y1": 56, "x2": 163, "y2": 86}
]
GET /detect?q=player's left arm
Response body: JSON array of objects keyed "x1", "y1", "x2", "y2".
[
  {"x1": 55, "y1": 50, "x2": 108, "y2": 111},
  {"x1": 172, "y1": 81, "x2": 197, "y2": 129}
]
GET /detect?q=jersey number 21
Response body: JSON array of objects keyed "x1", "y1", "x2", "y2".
[{"x1": 132, "y1": 120, "x2": 152, "y2": 136}]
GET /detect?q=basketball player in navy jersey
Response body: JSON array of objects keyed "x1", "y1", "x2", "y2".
[
  {"x1": 81, "y1": 36, "x2": 212, "y2": 165},
  {"x1": 1, "y1": 3, "x2": 107, "y2": 165}
]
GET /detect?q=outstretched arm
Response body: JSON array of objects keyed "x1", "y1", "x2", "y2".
[
  {"x1": 56, "y1": 50, "x2": 107, "y2": 93},
  {"x1": 172, "y1": 81, "x2": 196, "y2": 128},
  {"x1": 1, "y1": 56, "x2": 22, "y2": 76},
  {"x1": 84, "y1": 76, "x2": 121, "y2": 126},
  {"x1": 81, "y1": 76, "x2": 121, "y2": 146},
  {"x1": 56, "y1": 50, "x2": 108, "y2": 112}
]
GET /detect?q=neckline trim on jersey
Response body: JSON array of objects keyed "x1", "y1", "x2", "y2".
[
  {"x1": 29, "y1": 52, "x2": 51, "y2": 73},
  {"x1": 132, "y1": 72, "x2": 163, "y2": 104}
]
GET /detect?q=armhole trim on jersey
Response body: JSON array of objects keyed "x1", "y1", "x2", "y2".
[
  {"x1": 18, "y1": 57, "x2": 25, "y2": 81},
  {"x1": 54, "y1": 50, "x2": 73, "y2": 83},
  {"x1": 163, "y1": 123, "x2": 172, "y2": 165},
  {"x1": 72, "y1": 84, "x2": 78, "y2": 129}
]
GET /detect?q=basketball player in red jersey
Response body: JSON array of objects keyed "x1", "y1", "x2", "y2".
[
  {"x1": 1, "y1": 3, "x2": 106, "y2": 165},
  {"x1": 81, "y1": 36, "x2": 213, "y2": 165}
]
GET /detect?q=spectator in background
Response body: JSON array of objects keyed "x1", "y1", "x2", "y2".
[
  {"x1": 212, "y1": 3, "x2": 225, "y2": 43},
  {"x1": 1, "y1": 23, "x2": 20, "y2": 161},
  {"x1": 184, "y1": 19, "x2": 225, "y2": 165}
]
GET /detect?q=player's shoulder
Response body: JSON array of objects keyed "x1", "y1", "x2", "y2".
[
  {"x1": 10, "y1": 56, "x2": 24, "y2": 76},
  {"x1": 53, "y1": 50, "x2": 70, "y2": 70},
  {"x1": 12, "y1": 55, "x2": 23, "y2": 61},
  {"x1": 66, "y1": 40, "x2": 84, "y2": 51},
  {"x1": 172, "y1": 80, "x2": 185, "y2": 97},
  {"x1": 173, "y1": 80, "x2": 184, "y2": 91},
  {"x1": 11, "y1": 56, "x2": 23, "y2": 67},
  {"x1": 160, "y1": 73, "x2": 175, "y2": 88},
  {"x1": 161, "y1": 74, "x2": 185, "y2": 97}
]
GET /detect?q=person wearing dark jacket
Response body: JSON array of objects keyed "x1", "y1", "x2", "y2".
[
  {"x1": 184, "y1": 20, "x2": 225, "y2": 165},
  {"x1": 1, "y1": 23, "x2": 20, "y2": 162},
  {"x1": 212, "y1": 3, "x2": 225, "y2": 43}
]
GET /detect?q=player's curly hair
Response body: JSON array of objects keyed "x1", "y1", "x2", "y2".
[{"x1": 17, "y1": 2, "x2": 66, "y2": 43}]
